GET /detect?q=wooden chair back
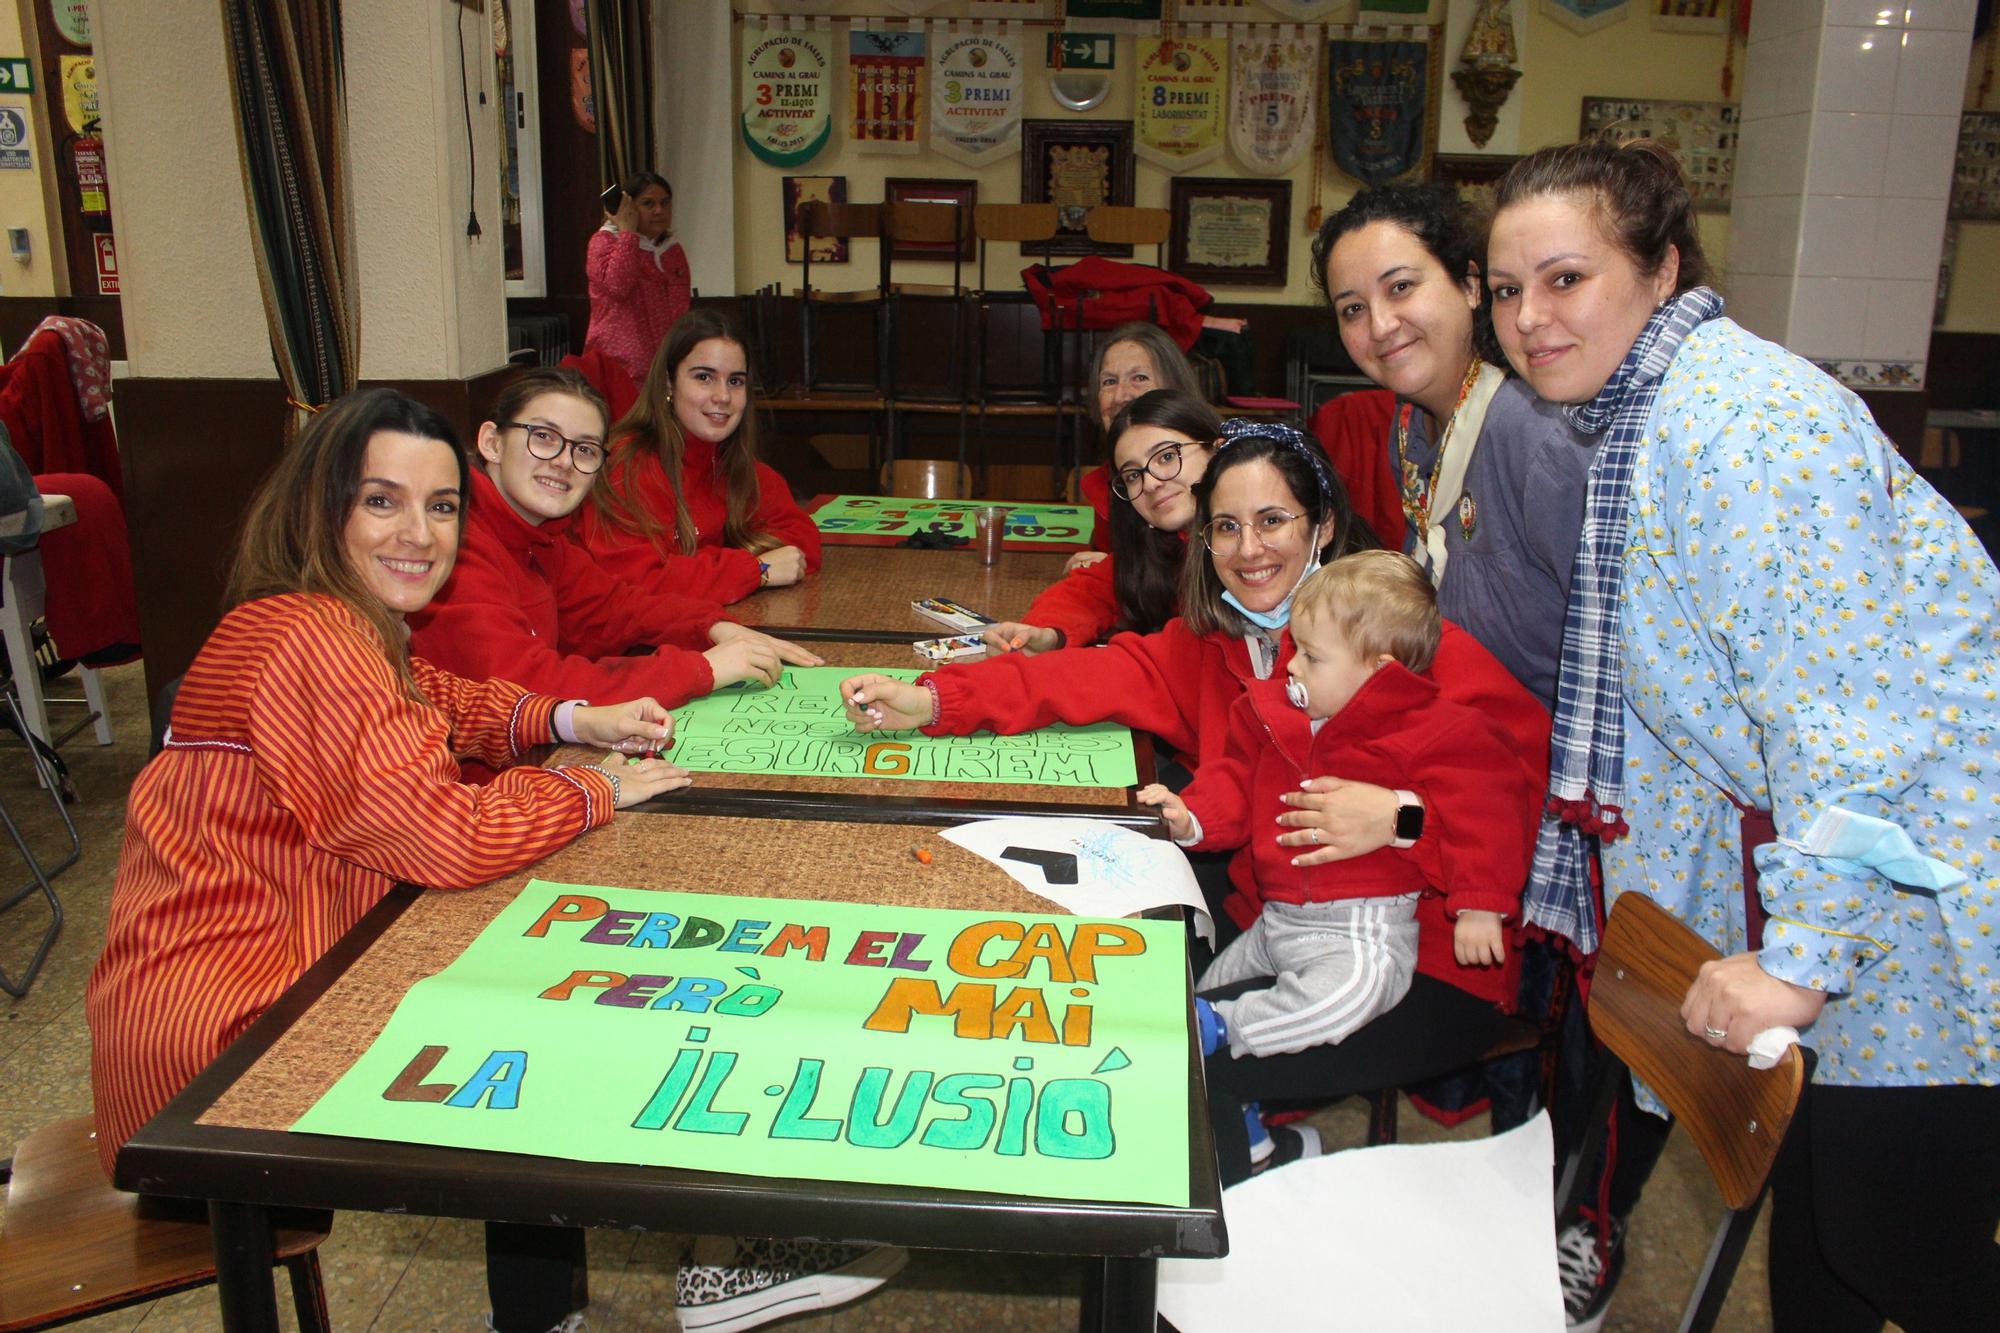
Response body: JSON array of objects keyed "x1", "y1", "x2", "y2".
[
  {"x1": 1084, "y1": 206, "x2": 1171, "y2": 264},
  {"x1": 881, "y1": 459, "x2": 971, "y2": 500},
  {"x1": 974, "y1": 204, "x2": 1061, "y2": 293},
  {"x1": 980, "y1": 463, "x2": 1064, "y2": 502},
  {"x1": 1585, "y1": 893, "x2": 1807, "y2": 1210},
  {"x1": 0, "y1": 1116, "x2": 331, "y2": 1331},
  {"x1": 798, "y1": 200, "x2": 886, "y2": 240}
]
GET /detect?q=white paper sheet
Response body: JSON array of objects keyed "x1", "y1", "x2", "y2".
[
  {"x1": 937, "y1": 816, "x2": 1214, "y2": 943},
  {"x1": 1157, "y1": 1112, "x2": 1563, "y2": 1331}
]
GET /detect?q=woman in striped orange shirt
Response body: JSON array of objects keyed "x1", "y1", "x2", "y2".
[{"x1": 85, "y1": 388, "x2": 689, "y2": 1332}]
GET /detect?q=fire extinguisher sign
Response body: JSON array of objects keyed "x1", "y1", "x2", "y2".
[{"x1": 93, "y1": 234, "x2": 116, "y2": 294}]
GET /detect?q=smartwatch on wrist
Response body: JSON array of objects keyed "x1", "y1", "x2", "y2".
[{"x1": 1390, "y1": 789, "x2": 1424, "y2": 849}]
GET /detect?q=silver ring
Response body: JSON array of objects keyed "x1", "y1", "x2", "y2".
[
  {"x1": 1309, "y1": 827, "x2": 1323, "y2": 845},
  {"x1": 1703, "y1": 1025, "x2": 1726, "y2": 1041}
]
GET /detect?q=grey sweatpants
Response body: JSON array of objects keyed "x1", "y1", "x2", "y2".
[{"x1": 1200, "y1": 894, "x2": 1421, "y2": 1058}]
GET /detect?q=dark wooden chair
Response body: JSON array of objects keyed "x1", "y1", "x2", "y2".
[
  {"x1": 0, "y1": 1116, "x2": 332, "y2": 1331},
  {"x1": 797, "y1": 200, "x2": 889, "y2": 399},
  {"x1": 1554, "y1": 893, "x2": 1810, "y2": 1333},
  {"x1": 879, "y1": 458, "x2": 971, "y2": 501}
]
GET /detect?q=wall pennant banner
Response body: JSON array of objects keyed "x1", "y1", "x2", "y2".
[
  {"x1": 931, "y1": 29, "x2": 1025, "y2": 167},
  {"x1": 1327, "y1": 37, "x2": 1429, "y2": 185},
  {"x1": 849, "y1": 29, "x2": 928, "y2": 154},
  {"x1": 1541, "y1": 0, "x2": 1630, "y2": 35},
  {"x1": 1230, "y1": 33, "x2": 1318, "y2": 176},
  {"x1": 1135, "y1": 36, "x2": 1228, "y2": 172},
  {"x1": 741, "y1": 27, "x2": 833, "y2": 168}
]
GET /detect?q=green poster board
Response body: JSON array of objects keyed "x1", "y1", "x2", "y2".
[
  {"x1": 293, "y1": 883, "x2": 1192, "y2": 1207},
  {"x1": 668, "y1": 667, "x2": 1137, "y2": 789},
  {"x1": 812, "y1": 496, "x2": 1095, "y2": 547}
]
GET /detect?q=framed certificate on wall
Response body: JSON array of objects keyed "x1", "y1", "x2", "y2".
[
  {"x1": 1167, "y1": 177, "x2": 1290, "y2": 287},
  {"x1": 1021, "y1": 118, "x2": 1135, "y2": 257}
]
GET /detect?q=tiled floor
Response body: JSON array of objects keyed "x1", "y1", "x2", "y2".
[{"x1": 0, "y1": 662, "x2": 1776, "y2": 1331}]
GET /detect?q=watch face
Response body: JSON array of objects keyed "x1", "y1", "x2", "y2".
[{"x1": 1394, "y1": 803, "x2": 1425, "y2": 841}]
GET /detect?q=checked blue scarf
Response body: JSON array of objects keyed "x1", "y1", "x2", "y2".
[{"x1": 1521, "y1": 286, "x2": 1725, "y2": 954}]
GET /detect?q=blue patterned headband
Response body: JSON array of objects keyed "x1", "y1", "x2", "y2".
[{"x1": 1214, "y1": 417, "x2": 1337, "y2": 514}]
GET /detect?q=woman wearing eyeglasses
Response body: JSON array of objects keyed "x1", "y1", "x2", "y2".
[
  {"x1": 408, "y1": 367, "x2": 821, "y2": 718},
  {"x1": 980, "y1": 389, "x2": 1218, "y2": 655}
]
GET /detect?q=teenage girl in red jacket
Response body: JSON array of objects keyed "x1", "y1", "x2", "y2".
[
  {"x1": 841, "y1": 419, "x2": 1551, "y2": 1184},
  {"x1": 409, "y1": 367, "x2": 820, "y2": 711},
  {"x1": 575, "y1": 309, "x2": 821, "y2": 605}
]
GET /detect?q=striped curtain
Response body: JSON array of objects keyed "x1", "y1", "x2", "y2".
[
  {"x1": 585, "y1": 0, "x2": 654, "y2": 190},
  {"x1": 219, "y1": 0, "x2": 358, "y2": 432}
]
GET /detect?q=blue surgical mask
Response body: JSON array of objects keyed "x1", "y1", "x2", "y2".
[
  {"x1": 1221, "y1": 548, "x2": 1321, "y2": 632},
  {"x1": 1780, "y1": 807, "x2": 1967, "y2": 893}
]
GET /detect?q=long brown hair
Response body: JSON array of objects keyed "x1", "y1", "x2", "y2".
[
  {"x1": 589, "y1": 308, "x2": 780, "y2": 558},
  {"x1": 1105, "y1": 389, "x2": 1221, "y2": 635},
  {"x1": 227, "y1": 388, "x2": 466, "y2": 696}
]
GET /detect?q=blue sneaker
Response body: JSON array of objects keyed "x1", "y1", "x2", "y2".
[{"x1": 1194, "y1": 997, "x2": 1226, "y2": 1056}]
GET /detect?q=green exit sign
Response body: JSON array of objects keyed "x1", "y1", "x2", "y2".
[
  {"x1": 0, "y1": 59, "x2": 32, "y2": 94},
  {"x1": 1046, "y1": 34, "x2": 1115, "y2": 70}
]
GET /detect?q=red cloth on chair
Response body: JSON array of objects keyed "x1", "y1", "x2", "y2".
[
  {"x1": 31, "y1": 472, "x2": 140, "y2": 662},
  {"x1": 1021, "y1": 258, "x2": 1211, "y2": 351},
  {"x1": 1308, "y1": 390, "x2": 1402, "y2": 550},
  {"x1": 560, "y1": 349, "x2": 641, "y2": 426},
  {"x1": 0, "y1": 332, "x2": 122, "y2": 500}
]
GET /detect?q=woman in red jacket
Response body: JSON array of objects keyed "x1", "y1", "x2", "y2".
[
  {"x1": 575, "y1": 309, "x2": 821, "y2": 605},
  {"x1": 841, "y1": 420, "x2": 1550, "y2": 1183},
  {"x1": 409, "y1": 367, "x2": 819, "y2": 712}
]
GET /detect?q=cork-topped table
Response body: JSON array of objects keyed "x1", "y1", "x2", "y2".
[
  {"x1": 118, "y1": 814, "x2": 1224, "y2": 1333},
  {"x1": 735, "y1": 544, "x2": 1072, "y2": 638},
  {"x1": 545, "y1": 638, "x2": 1157, "y2": 828}
]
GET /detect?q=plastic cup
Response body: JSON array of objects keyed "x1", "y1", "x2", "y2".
[{"x1": 975, "y1": 506, "x2": 1010, "y2": 565}]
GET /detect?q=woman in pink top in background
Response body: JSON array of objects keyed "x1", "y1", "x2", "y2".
[{"x1": 583, "y1": 172, "x2": 690, "y2": 385}]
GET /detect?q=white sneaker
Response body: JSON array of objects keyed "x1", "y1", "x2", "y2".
[{"x1": 673, "y1": 1236, "x2": 908, "y2": 1332}]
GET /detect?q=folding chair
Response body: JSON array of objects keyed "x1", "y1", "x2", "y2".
[{"x1": 0, "y1": 682, "x2": 76, "y2": 998}]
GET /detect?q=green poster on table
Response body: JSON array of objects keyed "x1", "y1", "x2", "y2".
[
  {"x1": 667, "y1": 667, "x2": 1137, "y2": 789},
  {"x1": 292, "y1": 883, "x2": 1192, "y2": 1207},
  {"x1": 812, "y1": 496, "x2": 1095, "y2": 547}
]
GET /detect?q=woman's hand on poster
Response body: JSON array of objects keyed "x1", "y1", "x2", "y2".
[
  {"x1": 704, "y1": 636, "x2": 783, "y2": 689},
  {"x1": 979, "y1": 622, "x2": 1062, "y2": 655},
  {"x1": 840, "y1": 673, "x2": 933, "y2": 732},
  {"x1": 574, "y1": 698, "x2": 673, "y2": 752},
  {"x1": 594, "y1": 752, "x2": 693, "y2": 808},
  {"x1": 1064, "y1": 550, "x2": 1110, "y2": 575},
  {"x1": 1680, "y1": 951, "x2": 1828, "y2": 1055},
  {"x1": 708, "y1": 621, "x2": 824, "y2": 669},
  {"x1": 1276, "y1": 776, "x2": 1401, "y2": 866}
]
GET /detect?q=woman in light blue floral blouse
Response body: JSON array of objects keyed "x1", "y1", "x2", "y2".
[{"x1": 1486, "y1": 141, "x2": 1998, "y2": 1333}]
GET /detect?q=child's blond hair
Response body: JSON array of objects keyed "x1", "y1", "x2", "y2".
[{"x1": 1291, "y1": 550, "x2": 1440, "y2": 674}]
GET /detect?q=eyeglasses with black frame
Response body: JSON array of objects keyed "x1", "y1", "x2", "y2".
[
  {"x1": 1111, "y1": 438, "x2": 1206, "y2": 501},
  {"x1": 1200, "y1": 508, "x2": 1307, "y2": 554},
  {"x1": 505, "y1": 421, "x2": 606, "y2": 474}
]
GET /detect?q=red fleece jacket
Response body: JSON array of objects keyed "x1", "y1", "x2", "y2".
[
  {"x1": 1019, "y1": 468, "x2": 1122, "y2": 644},
  {"x1": 572, "y1": 434, "x2": 823, "y2": 604},
  {"x1": 408, "y1": 470, "x2": 724, "y2": 707},
  {"x1": 1182, "y1": 660, "x2": 1536, "y2": 924},
  {"x1": 922, "y1": 618, "x2": 1548, "y2": 1006}
]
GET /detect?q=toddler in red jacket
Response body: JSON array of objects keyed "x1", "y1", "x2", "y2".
[
  {"x1": 1140, "y1": 550, "x2": 1536, "y2": 1064},
  {"x1": 409, "y1": 367, "x2": 821, "y2": 714}
]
